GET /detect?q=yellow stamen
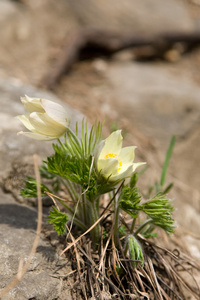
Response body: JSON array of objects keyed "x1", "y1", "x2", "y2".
[{"x1": 104, "y1": 153, "x2": 122, "y2": 172}]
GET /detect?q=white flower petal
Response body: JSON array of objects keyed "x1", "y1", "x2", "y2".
[
  {"x1": 21, "y1": 95, "x2": 44, "y2": 113},
  {"x1": 97, "y1": 158, "x2": 119, "y2": 177},
  {"x1": 17, "y1": 131, "x2": 56, "y2": 140},
  {"x1": 41, "y1": 99, "x2": 69, "y2": 127},
  {"x1": 110, "y1": 164, "x2": 134, "y2": 181},
  {"x1": 118, "y1": 162, "x2": 146, "y2": 175},
  {"x1": 29, "y1": 112, "x2": 67, "y2": 137},
  {"x1": 16, "y1": 115, "x2": 37, "y2": 132},
  {"x1": 99, "y1": 130, "x2": 122, "y2": 159},
  {"x1": 132, "y1": 162, "x2": 146, "y2": 172},
  {"x1": 119, "y1": 146, "x2": 137, "y2": 164}
]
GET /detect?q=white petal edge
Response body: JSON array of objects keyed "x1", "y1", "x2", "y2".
[
  {"x1": 17, "y1": 131, "x2": 56, "y2": 140},
  {"x1": 110, "y1": 161, "x2": 146, "y2": 181},
  {"x1": 110, "y1": 164, "x2": 134, "y2": 181},
  {"x1": 21, "y1": 95, "x2": 44, "y2": 113},
  {"x1": 16, "y1": 115, "x2": 37, "y2": 132}
]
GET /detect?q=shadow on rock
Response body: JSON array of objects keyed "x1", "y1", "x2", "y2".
[
  {"x1": 36, "y1": 245, "x2": 57, "y2": 262},
  {"x1": 0, "y1": 203, "x2": 37, "y2": 229}
]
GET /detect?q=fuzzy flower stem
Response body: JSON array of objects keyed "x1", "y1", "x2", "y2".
[
  {"x1": 113, "y1": 196, "x2": 120, "y2": 247},
  {"x1": 64, "y1": 179, "x2": 79, "y2": 202},
  {"x1": 134, "y1": 219, "x2": 153, "y2": 237},
  {"x1": 130, "y1": 218, "x2": 137, "y2": 234},
  {"x1": 89, "y1": 200, "x2": 100, "y2": 247},
  {"x1": 81, "y1": 193, "x2": 87, "y2": 225}
]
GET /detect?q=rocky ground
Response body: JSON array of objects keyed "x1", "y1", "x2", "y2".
[{"x1": 0, "y1": 0, "x2": 200, "y2": 299}]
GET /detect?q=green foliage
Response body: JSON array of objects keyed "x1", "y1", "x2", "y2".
[
  {"x1": 39, "y1": 165, "x2": 61, "y2": 192},
  {"x1": 153, "y1": 136, "x2": 176, "y2": 196},
  {"x1": 160, "y1": 136, "x2": 176, "y2": 187},
  {"x1": 43, "y1": 122, "x2": 105, "y2": 201},
  {"x1": 138, "y1": 223, "x2": 158, "y2": 238},
  {"x1": 119, "y1": 225, "x2": 127, "y2": 236},
  {"x1": 20, "y1": 176, "x2": 50, "y2": 198},
  {"x1": 130, "y1": 173, "x2": 138, "y2": 188},
  {"x1": 48, "y1": 207, "x2": 69, "y2": 235},
  {"x1": 127, "y1": 235, "x2": 144, "y2": 267},
  {"x1": 119, "y1": 186, "x2": 142, "y2": 218},
  {"x1": 142, "y1": 193, "x2": 175, "y2": 234}
]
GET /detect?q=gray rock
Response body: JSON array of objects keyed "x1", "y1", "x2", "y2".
[
  {"x1": 67, "y1": 0, "x2": 194, "y2": 34},
  {"x1": 0, "y1": 0, "x2": 18, "y2": 23},
  {"x1": 0, "y1": 189, "x2": 72, "y2": 300},
  {"x1": 107, "y1": 62, "x2": 200, "y2": 146}
]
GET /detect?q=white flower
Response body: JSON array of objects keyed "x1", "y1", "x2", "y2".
[
  {"x1": 96, "y1": 130, "x2": 146, "y2": 181},
  {"x1": 17, "y1": 95, "x2": 69, "y2": 140}
]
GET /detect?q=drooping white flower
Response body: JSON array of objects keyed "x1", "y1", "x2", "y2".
[
  {"x1": 96, "y1": 130, "x2": 146, "y2": 181},
  {"x1": 17, "y1": 95, "x2": 69, "y2": 140}
]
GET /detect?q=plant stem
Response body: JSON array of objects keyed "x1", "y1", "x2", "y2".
[
  {"x1": 89, "y1": 199, "x2": 100, "y2": 248},
  {"x1": 81, "y1": 193, "x2": 87, "y2": 225},
  {"x1": 55, "y1": 198, "x2": 87, "y2": 230},
  {"x1": 134, "y1": 219, "x2": 153, "y2": 236},
  {"x1": 130, "y1": 218, "x2": 136, "y2": 234},
  {"x1": 113, "y1": 196, "x2": 120, "y2": 247},
  {"x1": 61, "y1": 179, "x2": 79, "y2": 202}
]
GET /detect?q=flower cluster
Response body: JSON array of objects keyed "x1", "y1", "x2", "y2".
[
  {"x1": 18, "y1": 95, "x2": 175, "y2": 265},
  {"x1": 17, "y1": 96, "x2": 145, "y2": 182}
]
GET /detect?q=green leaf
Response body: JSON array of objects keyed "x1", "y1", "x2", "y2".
[
  {"x1": 142, "y1": 193, "x2": 175, "y2": 234},
  {"x1": 47, "y1": 207, "x2": 69, "y2": 235},
  {"x1": 119, "y1": 186, "x2": 142, "y2": 218},
  {"x1": 20, "y1": 176, "x2": 50, "y2": 198},
  {"x1": 162, "y1": 182, "x2": 173, "y2": 194},
  {"x1": 160, "y1": 136, "x2": 176, "y2": 187},
  {"x1": 130, "y1": 173, "x2": 138, "y2": 188}
]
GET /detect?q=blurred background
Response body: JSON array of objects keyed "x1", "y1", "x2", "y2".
[{"x1": 0, "y1": 0, "x2": 200, "y2": 254}]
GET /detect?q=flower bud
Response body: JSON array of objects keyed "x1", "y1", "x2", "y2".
[
  {"x1": 127, "y1": 235, "x2": 144, "y2": 267},
  {"x1": 17, "y1": 95, "x2": 69, "y2": 140}
]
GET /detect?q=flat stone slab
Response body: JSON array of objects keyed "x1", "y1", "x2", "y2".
[
  {"x1": 0, "y1": 189, "x2": 72, "y2": 300},
  {"x1": 107, "y1": 62, "x2": 200, "y2": 145}
]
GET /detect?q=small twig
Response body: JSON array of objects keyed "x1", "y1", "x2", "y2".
[
  {"x1": 66, "y1": 224, "x2": 87, "y2": 299},
  {"x1": 50, "y1": 269, "x2": 76, "y2": 279},
  {"x1": 75, "y1": 243, "x2": 125, "y2": 297}
]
